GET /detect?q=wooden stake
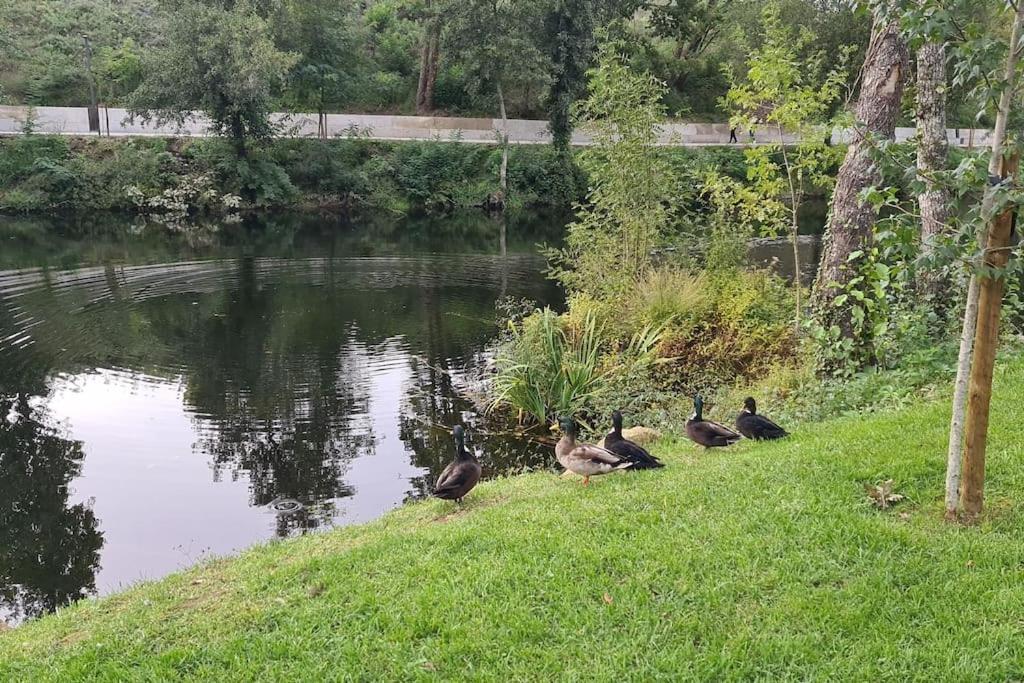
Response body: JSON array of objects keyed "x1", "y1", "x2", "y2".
[{"x1": 959, "y1": 152, "x2": 1020, "y2": 522}]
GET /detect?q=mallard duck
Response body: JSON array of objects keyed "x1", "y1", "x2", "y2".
[
  {"x1": 736, "y1": 397, "x2": 788, "y2": 440},
  {"x1": 433, "y1": 425, "x2": 482, "y2": 504},
  {"x1": 686, "y1": 395, "x2": 741, "y2": 448},
  {"x1": 604, "y1": 410, "x2": 664, "y2": 469},
  {"x1": 555, "y1": 416, "x2": 634, "y2": 485}
]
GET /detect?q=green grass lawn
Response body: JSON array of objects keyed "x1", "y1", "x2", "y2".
[{"x1": 4, "y1": 361, "x2": 1024, "y2": 681}]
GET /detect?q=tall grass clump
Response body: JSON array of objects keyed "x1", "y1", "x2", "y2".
[{"x1": 489, "y1": 307, "x2": 662, "y2": 427}]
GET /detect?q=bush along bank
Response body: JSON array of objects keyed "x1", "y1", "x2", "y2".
[
  {"x1": 0, "y1": 135, "x2": 579, "y2": 216},
  {"x1": 0, "y1": 135, "x2": 761, "y2": 217}
]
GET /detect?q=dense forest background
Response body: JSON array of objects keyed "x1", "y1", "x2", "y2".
[{"x1": 0, "y1": 0, "x2": 989, "y2": 126}]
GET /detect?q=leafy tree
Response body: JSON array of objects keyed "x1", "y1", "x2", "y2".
[
  {"x1": 0, "y1": 0, "x2": 156, "y2": 106},
  {"x1": 725, "y1": 2, "x2": 848, "y2": 332},
  {"x1": 274, "y1": 0, "x2": 366, "y2": 138},
  {"x1": 550, "y1": 42, "x2": 679, "y2": 298},
  {"x1": 443, "y1": 0, "x2": 549, "y2": 193},
  {"x1": 95, "y1": 39, "x2": 144, "y2": 106},
  {"x1": 127, "y1": 0, "x2": 297, "y2": 158},
  {"x1": 542, "y1": 0, "x2": 598, "y2": 152}
]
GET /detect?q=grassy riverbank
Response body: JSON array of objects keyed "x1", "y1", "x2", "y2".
[{"x1": 4, "y1": 359, "x2": 1024, "y2": 680}]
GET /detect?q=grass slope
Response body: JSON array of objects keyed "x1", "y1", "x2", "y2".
[{"x1": 4, "y1": 362, "x2": 1024, "y2": 681}]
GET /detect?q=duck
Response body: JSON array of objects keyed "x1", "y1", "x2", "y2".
[
  {"x1": 685, "y1": 395, "x2": 741, "y2": 448},
  {"x1": 735, "y1": 397, "x2": 788, "y2": 440},
  {"x1": 604, "y1": 410, "x2": 664, "y2": 469},
  {"x1": 555, "y1": 416, "x2": 634, "y2": 485},
  {"x1": 433, "y1": 425, "x2": 482, "y2": 504}
]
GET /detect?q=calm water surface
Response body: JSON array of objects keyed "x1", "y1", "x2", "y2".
[{"x1": 0, "y1": 212, "x2": 564, "y2": 626}]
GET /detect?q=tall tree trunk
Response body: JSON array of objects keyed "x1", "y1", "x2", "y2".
[
  {"x1": 416, "y1": 20, "x2": 440, "y2": 115},
  {"x1": 777, "y1": 122, "x2": 802, "y2": 335},
  {"x1": 915, "y1": 39, "x2": 951, "y2": 300},
  {"x1": 230, "y1": 112, "x2": 247, "y2": 159},
  {"x1": 959, "y1": 153, "x2": 1019, "y2": 522},
  {"x1": 497, "y1": 81, "x2": 508, "y2": 195},
  {"x1": 946, "y1": 1, "x2": 1024, "y2": 521},
  {"x1": 811, "y1": 19, "x2": 908, "y2": 361}
]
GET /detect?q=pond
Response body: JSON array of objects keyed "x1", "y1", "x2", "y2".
[{"x1": 0, "y1": 210, "x2": 824, "y2": 627}]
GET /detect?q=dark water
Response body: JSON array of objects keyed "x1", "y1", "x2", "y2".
[{"x1": 0, "y1": 211, "x2": 564, "y2": 626}]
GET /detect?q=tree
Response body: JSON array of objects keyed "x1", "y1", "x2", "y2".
[
  {"x1": 551, "y1": 42, "x2": 679, "y2": 299},
  {"x1": 542, "y1": 0, "x2": 598, "y2": 152},
  {"x1": 913, "y1": 34, "x2": 951, "y2": 300},
  {"x1": 725, "y1": 2, "x2": 847, "y2": 333},
  {"x1": 415, "y1": 0, "x2": 442, "y2": 114},
  {"x1": 810, "y1": 15, "x2": 909, "y2": 369},
  {"x1": 95, "y1": 39, "x2": 144, "y2": 107},
  {"x1": 443, "y1": 0, "x2": 549, "y2": 195},
  {"x1": 274, "y1": 0, "x2": 365, "y2": 138},
  {"x1": 953, "y1": 1, "x2": 1024, "y2": 522},
  {"x1": 128, "y1": 0, "x2": 297, "y2": 158}
]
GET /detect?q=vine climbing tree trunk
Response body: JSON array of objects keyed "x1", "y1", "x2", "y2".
[
  {"x1": 946, "y1": 0, "x2": 1024, "y2": 521},
  {"x1": 810, "y1": 19, "x2": 908, "y2": 361},
  {"x1": 915, "y1": 39, "x2": 951, "y2": 300}
]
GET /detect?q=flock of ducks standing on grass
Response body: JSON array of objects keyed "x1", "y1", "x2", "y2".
[{"x1": 433, "y1": 395, "x2": 789, "y2": 503}]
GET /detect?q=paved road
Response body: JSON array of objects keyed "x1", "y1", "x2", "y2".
[{"x1": 0, "y1": 105, "x2": 992, "y2": 148}]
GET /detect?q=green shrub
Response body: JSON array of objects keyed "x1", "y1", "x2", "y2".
[
  {"x1": 490, "y1": 307, "x2": 662, "y2": 428},
  {"x1": 0, "y1": 136, "x2": 70, "y2": 185}
]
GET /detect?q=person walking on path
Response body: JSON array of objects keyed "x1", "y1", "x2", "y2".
[{"x1": 729, "y1": 127, "x2": 738, "y2": 143}]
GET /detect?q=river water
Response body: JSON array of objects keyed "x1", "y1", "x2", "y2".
[{"x1": 0, "y1": 210, "x2": 822, "y2": 626}]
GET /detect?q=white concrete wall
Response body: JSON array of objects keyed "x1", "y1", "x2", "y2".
[{"x1": 0, "y1": 106, "x2": 991, "y2": 148}]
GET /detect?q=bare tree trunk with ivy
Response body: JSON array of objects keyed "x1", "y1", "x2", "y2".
[
  {"x1": 811, "y1": 19, "x2": 908, "y2": 355},
  {"x1": 946, "y1": 1, "x2": 1024, "y2": 521},
  {"x1": 915, "y1": 39, "x2": 951, "y2": 300}
]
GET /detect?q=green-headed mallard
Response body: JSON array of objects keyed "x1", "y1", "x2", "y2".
[
  {"x1": 433, "y1": 425, "x2": 482, "y2": 504},
  {"x1": 736, "y1": 397, "x2": 789, "y2": 440},
  {"x1": 555, "y1": 416, "x2": 634, "y2": 485},
  {"x1": 686, "y1": 395, "x2": 741, "y2": 448},
  {"x1": 604, "y1": 410, "x2": 664, "y2": 469}
]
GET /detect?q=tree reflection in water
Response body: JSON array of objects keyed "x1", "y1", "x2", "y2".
[
  {"x1": 0, "y1": 395, "x2": 103, "y2": 624},
  {"x1": 0, "y1": 210, "x2": 564, "y2": 616}
]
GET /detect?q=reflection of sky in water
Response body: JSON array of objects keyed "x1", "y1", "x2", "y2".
[{"x1": 51, "y1": 345, "x2": 428, "y2": 597}]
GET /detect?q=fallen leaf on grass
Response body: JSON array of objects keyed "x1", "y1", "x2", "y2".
[
  {"x1": 602, "y1": 593, "x2": 613, "y2": 605},
  {"x1": 420, "y1": 662, "x2": 437, "y2": 672},
  {"x1": 865, "y1": 479, "x2": 905, "y2": 509}
]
